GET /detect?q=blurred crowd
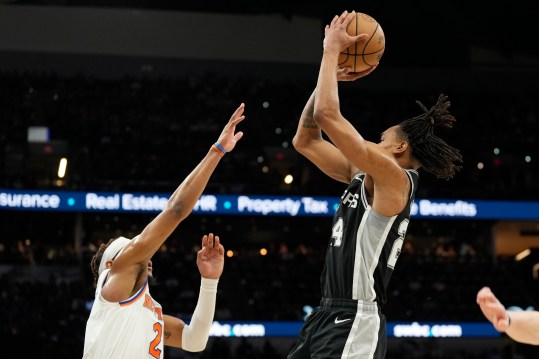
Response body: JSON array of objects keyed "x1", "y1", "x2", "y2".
[
  {"x1": 1, "y1": 224, "x2": 537, "y2": 358},
  {"x1": 0, "y1": 70, "x2": 537, "y2": 199},
  {"x1": 1, "y1": 70, "x2": 538, "y2": 358}
]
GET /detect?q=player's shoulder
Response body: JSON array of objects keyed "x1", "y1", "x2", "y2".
[{"x1": 403, "y1": 168, "x2": 419, "y2": 181}]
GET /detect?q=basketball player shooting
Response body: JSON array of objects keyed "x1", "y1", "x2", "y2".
[
  {"x1": 287, "y1": 11, "x2": 462, "y2": 359},
  {"x1": 83, "y1": 104, "x2": 246, "y2": 358}
]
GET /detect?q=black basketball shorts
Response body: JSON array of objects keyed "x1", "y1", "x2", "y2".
[{"x1": 287, "y1": 298, "x2": 386, "y2": 359}]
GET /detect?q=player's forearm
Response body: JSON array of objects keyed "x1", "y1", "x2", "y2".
[
  {"x1": 299, "y1": 90, "x2": 318, "y2": 129},
  {"x1": 314, "y1": 49, "x2": 341, "y2": 123},
  {"x1": 505, "y1": 311, "x2": 539, "y2": 345},
  {"x1": 167, "y1": 148, "x2": 222, "y2": 221},
  {"x1": 181, "y1": 278, "x2": 218, "y2": 352},
  {"x1": 293, "y1": 90, "x2": 322, "y2": 147}
]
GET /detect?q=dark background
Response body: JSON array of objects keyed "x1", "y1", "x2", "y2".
[{"x1": 0, "y1": 1, "x2": 538, "y2": 358}]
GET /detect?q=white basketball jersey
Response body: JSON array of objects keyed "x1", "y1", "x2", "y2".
[{"x1": 83, "y1": 269, "x2": 164, "y2": 359}]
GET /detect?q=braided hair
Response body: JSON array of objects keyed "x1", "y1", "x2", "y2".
[
  {"x1": 397, "y1": 94, "x2": 463, "y2": 180},
  {"x1": 90, "y1": 237, "x2": 116, "y2": 288}
]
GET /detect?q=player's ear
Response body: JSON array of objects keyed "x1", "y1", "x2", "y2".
[
  {"x1": 394, "y1": 140, "x2": 408, "y2": 154},
  {"x1": 106, "y1": 260, "x2": 113, "y2": 270}
]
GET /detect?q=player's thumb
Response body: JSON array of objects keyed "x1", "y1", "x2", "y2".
[
  {"x1": 353, "y1": 33, "x2": 369, "y2": 43},
  {"x1": 496, "y1": 316, "x2": 510, "y2": 332},
  {"x1": 233, "y1": 131, "x2": 244, "y2": 143}
]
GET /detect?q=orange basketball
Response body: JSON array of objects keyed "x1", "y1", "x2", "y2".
[{"x1": 338, "y1": 12, "x2": 385, "y2": 73}]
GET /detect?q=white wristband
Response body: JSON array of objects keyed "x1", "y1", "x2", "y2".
[{"x1": 181, "y1": 277, "x2": 218, "y2": 352}]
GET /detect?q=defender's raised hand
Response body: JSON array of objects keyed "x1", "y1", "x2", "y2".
[
  {"x1": 215, "y1": 103, "x2": 246, "y2": 153},
  {"x1": 196, "y1": 233, "x2": 225, "y2": 280}
]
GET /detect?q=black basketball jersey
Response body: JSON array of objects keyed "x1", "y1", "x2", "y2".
[{"x1": 321, "y1": 169, "x2": 419, "y2": 305}]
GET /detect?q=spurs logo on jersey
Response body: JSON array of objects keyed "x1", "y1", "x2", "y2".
[
  {"x1": 321, "y1": 170, "x2": 419, "y2": 305},
  {"x1": 341, "y1": 191, "x2": 359, "y2": 209}
]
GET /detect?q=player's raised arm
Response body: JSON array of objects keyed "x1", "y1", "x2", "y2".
[
  {"x1": 293, "y1": 67, "x2": 378, "y2": 184},
  {"x1": 293, "y1": 89, "x2": 352, "y2": 184},
  {"x1": 102, "y1": 104, "x2": 245, "y2": 299},
  {"x1": 312, "y1": 11, "x2": 461, "y2": 217},
  {"x1": 129, "y1": 104, "x2": 244, "y2": 257},
  {"x1": 314, "y1": 11, "x2": 401, "y2": 185}
]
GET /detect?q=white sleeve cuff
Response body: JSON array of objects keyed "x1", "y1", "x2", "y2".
[{"x1": 181, "y1": 277, "x2": 218, "y2": 352}]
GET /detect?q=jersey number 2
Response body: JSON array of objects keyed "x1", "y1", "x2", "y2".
[
  {"x1": 149, "y1": 322, "x2": 163, "y2": 358},
  {"x1": 387, "y1": 219, "x2": 409, "y2": 269}
]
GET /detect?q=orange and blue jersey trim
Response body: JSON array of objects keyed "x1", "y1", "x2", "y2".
[{"x1": 119, "y1": 279, "x2": 148, "y2": 306}]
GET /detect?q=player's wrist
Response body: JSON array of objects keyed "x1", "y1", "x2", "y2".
[
  {"x1": 201, "y1": 277, "x2": 218, "y2": 291},
  {"x1": 323, "y1": 44, "x2": 341, "y2": 55},
  {"x1": 211, "y1": 143, "x2": 226, "y2": 157}
]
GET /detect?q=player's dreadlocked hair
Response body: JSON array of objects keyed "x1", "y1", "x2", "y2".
[
  {"x1": 397, "y1": 94, "x2": 463, "y2": 180},
  {"x1": 90, "y1": 237, "x2": 116, "y2": 288}
]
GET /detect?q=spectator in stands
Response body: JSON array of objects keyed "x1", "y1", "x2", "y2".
[
  {"x1": 477, "y1": 286, "x2": 539, "y2": 345},
  {"x1": 83, "y1": 104, "x2": 246, "y2": 358}
]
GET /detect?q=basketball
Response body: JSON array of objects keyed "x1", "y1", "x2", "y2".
[{"x1": 338, "y1": 12, "x2": 385, "y2": 73}]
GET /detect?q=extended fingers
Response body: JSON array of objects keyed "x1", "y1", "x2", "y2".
[
  {"x1": 230, "y1": 103, "x2": 245, "y2": 123},
  {"x1": 202, "y1": 233, "x2": 215, "y2": 248},
  {"x1": 233, "y1": 115, "x2": 246, "y2": 126},
  {"x1": 485, "y1": 302, "x2": 505, "y2": 313},
  {"x1": 340, "y1": 10, "x2": 353, "y2": 25},
  {"x1": 213, "y1": 236, "x2": 224, "y2": 255},
  {"x1": 330, "y1": 14, "x2": 339, "y2": 26},
  {"x1": 234, "y1": 103, "x2": 245, "y2": 115},
  {"x1": 331, "y1": 11, "x2": 351, "y2": 27},
  {"x1": 335, "y1": 10, "x2": 351, "y2": 25},
  {"x1": 476, "y1": 286, "x2": 492, "y2": 302},
  {"x1": 202, "y1": 234, "x2": 208, "y2": 247},
  {"x1": 211, "y1": 235, "x2": 219, "y2": 248},
  {"x1": 202, "y1": 233, "x2": 224, "y2": 249},
  {"x1": 477, "y1": 287, "x2": 498, "y2": 305}
]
